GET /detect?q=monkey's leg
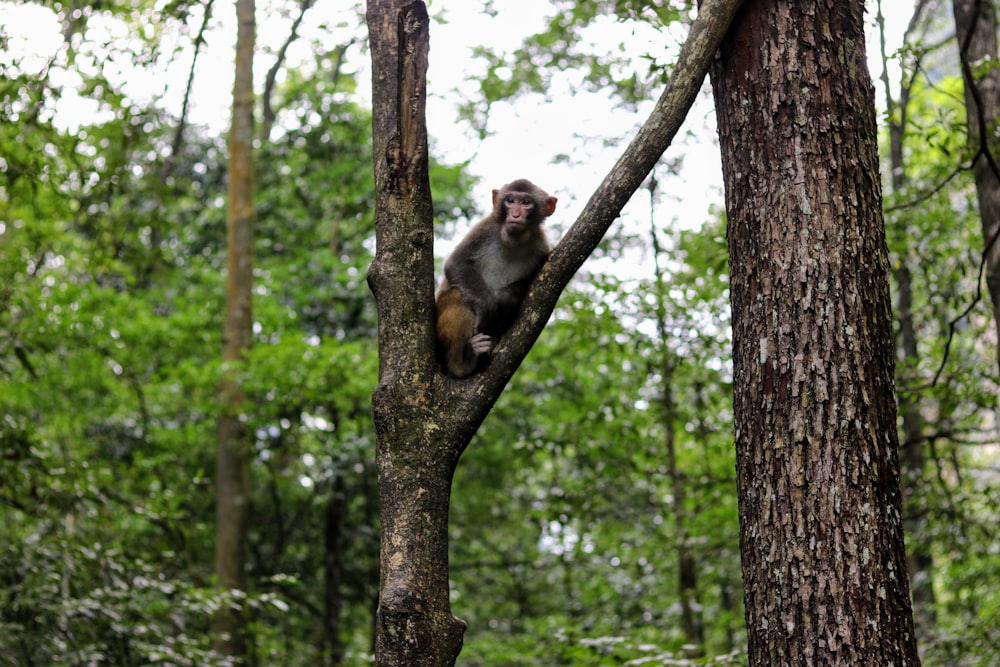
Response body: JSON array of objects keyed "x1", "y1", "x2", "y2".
[{"x1": 436, "y1": 288, "x2": 485, "y2": 378}]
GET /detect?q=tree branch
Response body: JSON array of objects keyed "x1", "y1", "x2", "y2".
[
  {"x1": 261, "y1": 0, "x2": 316, "y2": 143},
  {"x1": 160, "y1": 0, "x2": 215, "y2": 184},
  {"x1": 448, "y1": 0, "x2": 745, "y2": 437}
]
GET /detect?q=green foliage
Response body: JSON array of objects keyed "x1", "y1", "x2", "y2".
[
  {"x1": 4, "y1": 1, "x2": 999, "y2": 665},
  {"x1": 457, "y1": 2, "x2": 1000, "y2": 663},
  {"x1": 0, "y1": 3, "x2": 469, "y2": 663},
  {"x1": 459, "y1": 0, "x2": 689, "y2": 135},
  {"x1": 452, "y1": 221, "x2": 742, "y2": 663},
  {"x1": 462, "y1": 623, "x2": 747, "y2": 667},
  {"x1": 882, "y1": 36, "x2": 1000, "y2": 667}
]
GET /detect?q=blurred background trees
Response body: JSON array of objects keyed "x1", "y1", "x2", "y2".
[{"x1": 0, "y1": 0, "x2": 997, "y2": 665}]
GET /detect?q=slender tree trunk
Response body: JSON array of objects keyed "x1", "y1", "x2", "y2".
[
  {"x1": 323, "y1": 477, "x2": 346, "y2": 666},
  {"x1": 710, "y1": 2, "x2": 922, "y2": 665},
  {"x1": 896, "y1": 256, "x2": 937, "y2": 637},
  {"x1": 649, "y1": 183, "x2": 703, "y2": 654},
  {"x1": 878, "y1": 0, "x2": 937, "y2": 637},
  {"x1": 663, "y1": 362, "x2": 703, "y2": 653},
  {"x1": 953, "y1": 0, "x2": 1000, "y2": 371},
  {"x1": 213, "y1": 0, "x2": 255, "y2": 659}
]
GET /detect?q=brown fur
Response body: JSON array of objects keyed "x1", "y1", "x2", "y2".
[{"x1": 435, "y1": 179, "x2": 556, "y2": 377}]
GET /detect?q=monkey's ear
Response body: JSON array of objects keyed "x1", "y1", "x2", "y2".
[
  {"x1": 544, "y1": 197, "x2": 558, "y2": 216},
  {"x1": 492, "y1": 189, "x2": 501, "y2": 207}
]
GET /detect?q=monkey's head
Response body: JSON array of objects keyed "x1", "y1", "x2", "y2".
[{"x1": 492, "y1": 179, "x2": 557, "y2": 244}]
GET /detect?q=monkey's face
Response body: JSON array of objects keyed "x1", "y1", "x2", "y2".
[
  {"x1": 501, "y1": 193, "x2": 539, "y2": 232},
  {"x1": 491, "y1": 180, "x2": 557, "y2": 246}
]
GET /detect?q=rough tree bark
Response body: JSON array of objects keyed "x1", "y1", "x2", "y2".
[
  {"x1": 365, "y1": 0, "x2": 743, "y2": 664},
  {"x1": 953, "y1": 0, "x2": 1000, "y2": 372},
  {"x1": 212, "y1": 0, "x2": 255, "y2": 660},
  {"x1": 710, "y1": 2, "x2": 922, "y2": 665},
  {"x1": 366, "y1": 4, "x2": 465, "y2": 663}
]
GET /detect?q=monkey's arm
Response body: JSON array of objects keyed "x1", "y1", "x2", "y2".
[{"x1": 443, "y1": 248, "x2": 498, "y2": 324}]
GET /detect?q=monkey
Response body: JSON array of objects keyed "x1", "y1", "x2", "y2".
[{"x1": 435, "y1": 179, "x2": 557, "y2": 378}]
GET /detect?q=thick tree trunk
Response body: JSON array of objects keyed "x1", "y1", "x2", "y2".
[
  {"x1": 953, "y1": 0, "x2": 1000, "y2": 371},
  {"x1": 879, "y1": 6, "x2": 937, "y2": 636},
  {"x1": 213, "y1": 0, "x2": 255, "y2": 659},
  {"x1": 366, "y1": 3, "x2": 466, "y2": 665},
  {"x1": 711, "y1": 2, "x2": 922, "y2": 665}
]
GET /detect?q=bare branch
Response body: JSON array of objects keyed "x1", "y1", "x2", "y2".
[
  {"x1": 161, "y1": 0, "x2": 215, "y2": 184},
  {"x1": 261, "y1": 0, "x2": 316, "y2": 143}
]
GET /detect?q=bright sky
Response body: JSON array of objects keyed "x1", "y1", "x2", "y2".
[{"x1": 1, "y1": 0, "x2": 909, "y2": 262}]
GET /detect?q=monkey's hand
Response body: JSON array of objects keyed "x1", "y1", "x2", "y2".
[{"x1": 469, "y1": 332, "x2": 492, "y2": 355}]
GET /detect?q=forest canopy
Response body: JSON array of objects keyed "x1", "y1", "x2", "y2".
[{"x1": 1, "y1": 1, "x2": 998, "y2": 665}]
